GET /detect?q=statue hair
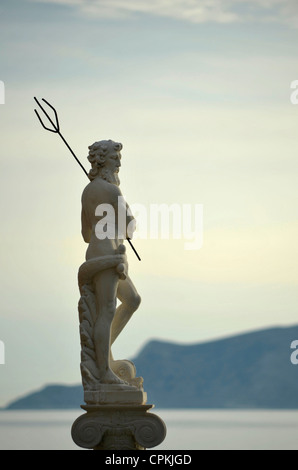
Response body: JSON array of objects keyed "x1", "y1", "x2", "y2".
[{"x1": 87, "y1": 139, "x2": 123, "y2": 181}]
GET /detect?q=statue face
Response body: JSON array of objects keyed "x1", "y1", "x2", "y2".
[
  {"x1": 105, "y1": 149, "x2": 121, "y2": 175},
  {"x1": 97, "y1": 145, "x2": 121, "y2": 186}
]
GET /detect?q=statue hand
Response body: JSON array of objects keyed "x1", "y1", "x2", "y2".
[
  {"x1": 126, "y1": 218, "x2": 136, "y2": 239},
  {"x1": 115, "y1": 253, "x2": 127, "y2": 264},
  {"x1": 115, "y1": 246, "x2": 128, "y2": 280},
  {"x1": 116, "y1": 256, "x2": 128, "y2": 280}
]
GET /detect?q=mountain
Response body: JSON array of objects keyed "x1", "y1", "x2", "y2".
[
  {"x1": 5, "y1": 384, "x2": 83, "y2": 410},
  {"x1": 133, "y1": 325, "x2": 298, "y2": 409},
  {"x1": 5, "y1": 325, "x2": 298, "y2": 409}
]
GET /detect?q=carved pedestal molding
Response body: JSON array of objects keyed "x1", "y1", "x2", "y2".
[{"x1": 71, "y1": 404, "x2": 167, "y2": 450}]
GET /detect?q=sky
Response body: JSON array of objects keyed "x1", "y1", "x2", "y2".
[{"x1": 0, "y1": 0, "x2": 298, "y2": 406}]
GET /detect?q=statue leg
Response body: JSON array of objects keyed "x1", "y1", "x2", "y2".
[
  {"x1": 108, "y1": 276, "x2": 143, "y2": 387},
  {"x1": 93, "y1": 267, "x2": 126, "y2": 385},
  {"x1": 110, "y1": 275, "x2": 141, "y2": 346}
]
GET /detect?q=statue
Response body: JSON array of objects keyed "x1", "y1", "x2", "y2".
[
  {"x1": 33, "y1": 98, "x2": 166, "y2": 448},
  {"x1": 78, "y1": 139, "x2": 145, "y2": 404}
]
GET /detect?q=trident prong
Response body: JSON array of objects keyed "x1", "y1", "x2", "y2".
[
  {"x1": 34, "y1": 96, "x2": 89, "y2": 177},
  {"x1": 34, "y1": 97, "x2": 60, "y2": 133},
  {"x1": 34, "y1": 108, "x2": 57, "y2": 133}
]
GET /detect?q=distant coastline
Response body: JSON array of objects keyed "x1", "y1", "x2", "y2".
[{"x1": 4, "y1": 325, "x2": 298, "y2": 410}]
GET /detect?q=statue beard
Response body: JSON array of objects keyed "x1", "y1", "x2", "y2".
[{"x1": 99, "y1": 167, "x2": 120, "y2": 186}]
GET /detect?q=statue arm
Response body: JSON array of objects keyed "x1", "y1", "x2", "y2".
[
  {"x1": 111, "y1": 185, "x2": 136, "y2": 239},
  {"x1": 126, "y1": 202, "x2": 136, "y2": 238},
  {"x1": 81, "y1": 207, "x2": 92, "y2": 243}
]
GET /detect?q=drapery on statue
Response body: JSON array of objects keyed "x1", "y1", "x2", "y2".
[{"x1": 78, "y1": 139, "x2": 145, "y2": 404}]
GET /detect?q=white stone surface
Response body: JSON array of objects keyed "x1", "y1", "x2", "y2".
[
  {"x1": 78, "y1": 140, "x2": 143, "y2": 404},
  {"x1": 71, "y1": 405, "x2": 167, "y2": 450}
]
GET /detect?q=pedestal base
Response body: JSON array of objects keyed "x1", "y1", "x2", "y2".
[
  {"x1": 84, "y1": 384, "x2": 147, "y2": 405},
  {"x1": 71, "y1": 404, "x2": 167, "y2": 450}
]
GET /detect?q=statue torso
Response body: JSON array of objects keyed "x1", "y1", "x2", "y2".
[{"x1": 81, "y1": 177, "x2": 123, "y2": 260}]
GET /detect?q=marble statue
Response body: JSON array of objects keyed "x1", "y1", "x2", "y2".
[
  {"x1": 78, "y1": 139, "x2": 145, "y2": 405},
  {"x1": 33, "y1": 97, "x2": 167, "y2": 449}
]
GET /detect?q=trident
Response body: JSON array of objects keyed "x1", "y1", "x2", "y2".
[{"x1": 34, "y1": 97, "x2": 141, "y2": 261}]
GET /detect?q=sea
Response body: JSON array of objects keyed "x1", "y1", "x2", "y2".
[{"x1": 0, "y1": 409, "x2": 297, "y2": 450}]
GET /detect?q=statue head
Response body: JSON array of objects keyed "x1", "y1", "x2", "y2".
[{"x1": 87, "y1": 139, "x2": 123, "y2": 186}]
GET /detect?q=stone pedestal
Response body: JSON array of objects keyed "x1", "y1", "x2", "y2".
[
  {"x1": 71, "y1": 404, "x2": 167, "y2": 450},
  {"x1": 83, "y1": 383, "x2": 147, "y2": 406}
]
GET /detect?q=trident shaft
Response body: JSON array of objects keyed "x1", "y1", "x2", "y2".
[{"x1": 34, "y1": 97, "x2": 141, "y2": 261}]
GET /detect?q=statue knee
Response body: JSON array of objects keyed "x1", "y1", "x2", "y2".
[{"x1": 131, "y1": 294, "x2": 141, "y2": 312}]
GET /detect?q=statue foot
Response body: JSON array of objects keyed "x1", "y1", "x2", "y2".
[{"x1": 100, "y1": 368, "x2": 129, "y2": 386}]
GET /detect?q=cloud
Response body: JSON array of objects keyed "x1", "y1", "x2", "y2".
[{"x1": 30, "y1": 0, "x2": 298, "y2": 26}]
